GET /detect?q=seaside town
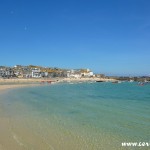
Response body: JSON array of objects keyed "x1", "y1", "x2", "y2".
[
  {"x1": 0, "y1": 65, "x2": 150, "y2": 83},
  {"x1": 0, "y1": 65, "x2": 97, "y2": 79}
]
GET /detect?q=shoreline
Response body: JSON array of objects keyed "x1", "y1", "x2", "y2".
[
  {"x1": 0, "y1": 77, "x2": 117, "y2": 92},
  {"x1": 0, "y1": 78, "x2": 55, "y2": 92},
  {"x1": 0, "y1": 77, "x2": 117, "y2": 84}
]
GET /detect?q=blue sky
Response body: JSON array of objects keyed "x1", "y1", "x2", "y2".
[{"x1": 0, "y1": 0, "x2": 150, "y2": 76}]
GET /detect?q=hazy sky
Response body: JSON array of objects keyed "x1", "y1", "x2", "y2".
[{"x1": 0, "y1": 0, "x2": 150, "y2": 75}]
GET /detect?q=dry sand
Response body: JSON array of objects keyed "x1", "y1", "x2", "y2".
[
  {"x1": 0, "y1": 78, "x2": 54, "y2": 92},
  {"x1": 0, "y1": 84, "x2": 39, "y2": 92}
]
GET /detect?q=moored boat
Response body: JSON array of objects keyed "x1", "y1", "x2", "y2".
[{"x1": 96, "y1": 80, "x2": 104, "y2": 82}]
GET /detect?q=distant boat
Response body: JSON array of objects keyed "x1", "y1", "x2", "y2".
[
  {"x1": 129, "y1": 80, "x2": 134, "y2": 82},
  {"x1": 144, "y1": 80, "x2": 149, "y2": 83},
  {"x1": 96, "y1": 80, "x2": 104, "y2": 82},
  {"x1": 138, "y1": 82, "x2": 145, "y2": 86}
]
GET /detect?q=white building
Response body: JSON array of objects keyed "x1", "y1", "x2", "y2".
[
  {"x1": 81, "y1": 69, "x2": 94, "y2": 77},
  {"x1": 32, "y1": 68, "x2": 41, "y2": 78},
  {"x1": 66, "y1": 69, "x2": 94, "y2": 78},
  {"x1": 66, "y1": 70, "x2": 81, "y2": 78}
]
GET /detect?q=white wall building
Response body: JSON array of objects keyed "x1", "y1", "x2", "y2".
[
  {"x1": 32, "y1": 68, "x2": 41, "y2": 78},
  {"x1": 66, "y1": 69, "x2": 94, "y2": 78}
]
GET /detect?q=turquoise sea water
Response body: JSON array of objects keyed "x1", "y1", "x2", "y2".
[{"x1": 0, "y1": 82, "x2": 150, "y2": 150}]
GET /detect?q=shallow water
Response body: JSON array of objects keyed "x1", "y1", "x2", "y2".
[{"x1": 0, "y1": 82, "x2": 150, "y2": 150}]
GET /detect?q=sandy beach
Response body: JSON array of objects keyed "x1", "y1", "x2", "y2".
[
  {"x1": 0, "y1": 77, "x2": 116, "y2": 92},
  {"x1": 0, "y1": 79, "x2": 44, "y2": 92},
  {"x1": 0, "y1": 78, "x2": 55, "y2": 84},
  {"x1": 0, "y1": 78, "x2": 54, "y2": 92},
  {"x1": 0, "y1": 84, "x2": 39, "y2": 92}
]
